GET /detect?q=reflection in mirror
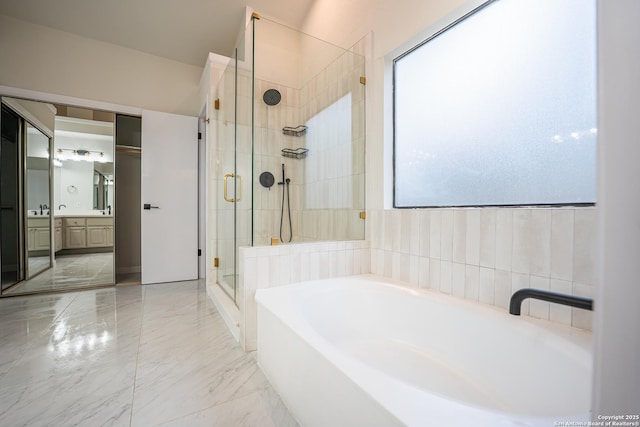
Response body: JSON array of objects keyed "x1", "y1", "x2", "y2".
[
  {"x1": 93, "y1": 166, "x2": 114, "y2": 211},
  {"x1": 53, "y1": 115, "x2": 114, "y2": 216},
  {"x1": 26, "y1": 122, "x2": 52, "y2": 278},
  {"x1": 1, "y1": 99, "x2": 116, "y2": 296}
]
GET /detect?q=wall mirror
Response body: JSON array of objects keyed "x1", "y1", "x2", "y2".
[
  {"x1": 0, "y1": 96, "x2": 116, "y2": 296},
  {"x1": 25, "y1": 122, "x2": 52, "y2": 278}
]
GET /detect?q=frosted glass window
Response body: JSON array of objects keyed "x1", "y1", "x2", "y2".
[{"x1": 393, "y1": 0, "x2": 597, "y2": 207}]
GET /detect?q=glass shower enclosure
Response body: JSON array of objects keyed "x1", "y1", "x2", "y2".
[{"x1": 215, "y1": 15, "x2": 366, "y2": 302}]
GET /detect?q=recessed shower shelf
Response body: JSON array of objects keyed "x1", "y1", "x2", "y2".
[
  {"x1": 281, "y1": 147, "x2": 308, "y2": 159},
  {"x1": 282, "y1": 125, "x2": 307, "y2": 137}
]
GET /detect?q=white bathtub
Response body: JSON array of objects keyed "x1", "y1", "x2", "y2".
[{"x1": 255, "y1": 275, "x2": 592, "y2": 427}]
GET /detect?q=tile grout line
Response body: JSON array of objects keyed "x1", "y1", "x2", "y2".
[
  {"x1": 0, "y1": 293, "x2": 80, "y2": 385},
  {"x1": 128, "y1": 285, "x2": 147, "y2": 427}
]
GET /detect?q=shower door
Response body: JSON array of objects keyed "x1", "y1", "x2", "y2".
[
  {"x1": 215, "y1": 15, "x2": 255, "y2": 303},
  {"x1": 215, "y1": 50, "x2": 239, "y2": 298}
]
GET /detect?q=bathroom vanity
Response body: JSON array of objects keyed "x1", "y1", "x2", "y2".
[
  {"x1": 26, "y1": 218, "x2": 51, "y2": 252},
  {"x1": 55, "y1": 215, "x2": 114, "y2": 251}
]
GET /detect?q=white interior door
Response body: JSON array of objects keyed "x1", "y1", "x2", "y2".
[{"x1": 141, "y1": 110, "x2": 198, "y2": 284}]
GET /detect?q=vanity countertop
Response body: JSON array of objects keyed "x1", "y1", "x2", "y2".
[
  {"x1": 54, "y1": 210, "x2": 113, "y2": 217},
  {"x1": 29, "y1": 213, "x2": 113, "y2": 218},
  {"x1": 55, "y1": 214, "x2": 114, "y2": 218}
]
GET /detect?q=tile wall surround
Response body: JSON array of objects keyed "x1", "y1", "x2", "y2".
[
  {"x1": 238, "y1": 240, "x2": 371, "y2": 351},
  {"x1": 233, "y1": 206, "x2": 594, "y2": 353},
  {"x1": 214, "y1": 46, "x2": 366, "y2": 248},
  {"x1": 367, "y1": 206, "x2": 596, "y2": 331}
]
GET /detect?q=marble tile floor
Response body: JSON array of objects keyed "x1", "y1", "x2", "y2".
[
  {"x1": 0, "y1": 279, "x2": 298, "y2": 426},
  {"x1": 28, "y1": 256, "x2": 51, "y2": 278},
  {"x1": 4, "y1": 253, "x2": 115, "y2": 295}
]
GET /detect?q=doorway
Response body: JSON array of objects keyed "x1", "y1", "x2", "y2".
[
  {"x1": 198, "y1": 110, "x2": 207, "y2": 279},
  {"x1": 0, "y1": 93, "x2": 199, "y2": 296},
  {"x1": 114, "y1": 114, "x2": 141, "y2": 285},
  {"x1": 0, "y1": 98, "x2": 117, "y2": 295}
]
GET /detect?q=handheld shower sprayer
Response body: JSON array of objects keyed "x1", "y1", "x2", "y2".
[{"x1": 278, "y1": 163, "x2": 293, "y2": 243}]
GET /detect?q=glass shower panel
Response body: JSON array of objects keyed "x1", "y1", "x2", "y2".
[
  {"x1": 252, "y1": 18, "x2": 366, "y2": 244},
  {"x1": 215, "y1": 16, "x2": 366, "y2": 304}
]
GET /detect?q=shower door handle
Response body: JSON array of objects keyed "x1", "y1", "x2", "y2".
[{"x1": 223, "y1": 173, "x2": 242, "y2": 203}]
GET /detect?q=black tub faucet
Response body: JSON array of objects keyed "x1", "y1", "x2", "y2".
[{"x1": 509, "y1": 288, "x2": 593, "y2": 315}]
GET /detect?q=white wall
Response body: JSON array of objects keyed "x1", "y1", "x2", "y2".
[
  {"x1": 592, "y1": 0, "x2": 640, "y2": 416},
  {"x1": 56, "y1": 161, "x2": 94, "y2": 212},
  {"x1": 0, "y1": 14, "x2": 203, "y2": 116}
]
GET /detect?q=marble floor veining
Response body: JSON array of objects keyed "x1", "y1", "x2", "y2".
[
  {"x1": 0, "y1": 280, "x2": 298, "y2": 427},
  {"x1": 4, "y1": 253, "x2": 115, "y2": 295}
]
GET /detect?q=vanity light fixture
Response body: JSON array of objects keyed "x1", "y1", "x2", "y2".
[{"x1": 55, "y1": 148, "x2": 107, "y2": 163}]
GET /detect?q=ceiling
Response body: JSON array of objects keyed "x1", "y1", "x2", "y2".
[{"x1": 0, "y1": 0, "x2": 315, "y2": 67}]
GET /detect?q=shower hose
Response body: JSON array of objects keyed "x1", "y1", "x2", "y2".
[{"x1": 279, "y1": 164, "x2": 293, "y2": 243}]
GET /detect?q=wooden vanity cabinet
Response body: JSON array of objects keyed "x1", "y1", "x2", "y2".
[
  {"x1": 64, "y1": 218, "x2": 86, "y2": 249},
  {"x1": 54, "y1": 218, "x2": 62, "y2": 252},
  {"x1": 60, "y1": 216, "x2": 113, "y2": 249},
  {"x1": 27, "y1": 218, "x2": 51, "y2": 251},
  {"x1": 86, "y1": 218, "x2": 114, "y2": 248}
]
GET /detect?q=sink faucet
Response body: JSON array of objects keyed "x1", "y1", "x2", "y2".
[
  {"x1": 39, "y1": 204, "x2": 43, "y2": 215},
  {"x1": 107, "y1": 205, "x2": 112, "y2": 215},
  {"x1": 59, "y1": 204, "x2": 66, "y2": 210}
]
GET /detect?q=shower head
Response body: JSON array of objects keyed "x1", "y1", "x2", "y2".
[{"x1": 263, "y1": 89, "x2": 281, "y2": 106}]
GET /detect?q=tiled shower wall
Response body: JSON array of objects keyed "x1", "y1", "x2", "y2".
[
  {"x1": 368, "y1": 207, "x2": 596, "y2": 330},
  {"x1": 253, "y1": 77, "x2": 305, "y2": 246},
  {"x1": 250, "y1": 55, "x2": 366, "y2": 245}
]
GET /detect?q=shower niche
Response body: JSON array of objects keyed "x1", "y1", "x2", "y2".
[{"x1": 212, "y1": 14, "x2": 367, "y2": 301}]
